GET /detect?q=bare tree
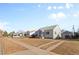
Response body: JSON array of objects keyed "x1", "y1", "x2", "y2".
[{"x1": 3, "y1": 31, "x2": 8, "y2": 37}]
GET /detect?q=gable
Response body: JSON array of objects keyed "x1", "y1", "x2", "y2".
[{"x1": 40, "y1": 25, "x2": 57, "y2": 31}]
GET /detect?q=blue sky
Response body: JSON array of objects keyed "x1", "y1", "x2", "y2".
[{"x1": 0, "y1": 3, "x2": 79, "y2": 32}]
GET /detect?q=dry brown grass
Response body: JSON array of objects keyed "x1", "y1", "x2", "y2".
[
  {"x1": 51, "y1": 40, "x2": 79, "y2": 55},
  {"x1": 1, "y1": 37, "x2": 79, "y2": 55},
  {"x1": 0, "y1": 37, "x2": 27, "y2": 54},
  {"x1": 40, "y1": 41, "x2": 60, "y2": 50},
  {"x1": 17, "y1": 38, "x2": 54, "y2": 47}
]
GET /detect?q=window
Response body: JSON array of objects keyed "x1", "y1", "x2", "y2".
[
  {"x1": 46, "y1": 32, "x2": 49, "y2": 35},
  {"x1": 55, "y1": 32, "x2": 56, "y2": 34}
]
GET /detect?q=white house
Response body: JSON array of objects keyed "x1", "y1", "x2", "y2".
[
  {"x1": 13, "y1": 31, "x2": 29, "y2": 37},
  {"x1": 30, "y1": 25, "x2": 61, "y2": 39},
  {"x1": 41, "y1": 25, "x2": 61, "y2": 39}
]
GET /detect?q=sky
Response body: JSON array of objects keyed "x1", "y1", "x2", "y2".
[{"x1": 0, "y1": 3, "x2": 79, "y2": 32}]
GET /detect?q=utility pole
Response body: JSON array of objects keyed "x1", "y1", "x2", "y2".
[
  {"x1": 41, "y1": 30, "x2": 44, "y2": 39},
  {"x1": 72, "y1": 25, "x2": 75, "y2": 36}
]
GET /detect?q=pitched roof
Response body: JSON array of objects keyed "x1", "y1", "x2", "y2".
[
  {"x1": 40, "y1": 25, "x2": 58, "y2": 30},
  {"x1": 62, "y1": 31, "x2": 73, "y2": 33}
]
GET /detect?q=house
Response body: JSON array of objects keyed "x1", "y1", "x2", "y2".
[
  {"x1": 30, "y1": 25, "x2": 61, "y2": 39},
  {"x1": 41, "y1": 25, "x2": 61, "y2": 39},
  {"x1": 29, "y1": 29, "x2": 42, "y2": 38},
  {"x1": 12, "y1": 31, "x2": 30, "y2": 37},
  {"x1": 61, "y1": 30, "x2": 73, "y2": 39},
  {"x1": 13, "y1": 33, "x2": 20, "y2": 37},
  {"x1": 13, "y1": 31, "x2": 25, "y2": 37}
]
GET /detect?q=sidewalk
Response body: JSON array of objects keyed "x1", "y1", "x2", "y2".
[{"x1": 46, "y1": 41, "x2": 64, "y2": 51}]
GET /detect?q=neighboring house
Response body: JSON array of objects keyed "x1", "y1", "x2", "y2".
[
  {"x1": 29, "y1": 30, "x2": 36, "y2": 36},
  {"x1": 61, "y1": 30, "x2": 73, "y2": 39},
  {"x1": 30, "y1": 25, "x2": 61, "y2": 39},
  {"x1": 29, "y1": 29, "x2": 42, "y2": 38},
  {"x1": 13, "y1": 31, "x2": 31, "y2": 37},
  {"x1": 13, "y1": 31, "x2": 29, "y2": 37},
  {"x1": 13, "y1": 33, "x2": 20, "y2": 37},
  {"x1": 24, "y1": 31, "x2": 30, "y2": 37}
]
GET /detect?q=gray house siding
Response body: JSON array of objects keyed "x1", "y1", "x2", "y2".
[
  {"x1": 61, "y1": 31, "x2": 73, "y2": 39},
  {"x1": 43, "y1": 29, "x2": 53, "y2": 39}
]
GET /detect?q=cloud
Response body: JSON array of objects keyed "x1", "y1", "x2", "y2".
[
  {"x1": 65, "y1": 3, "x2": 74, "y2": 9},
  {"x1": 47, "y1": 6, "x2": 64, "y2": 10},
  {"x1": 47, "y1": 6, "x2": 57, "y2": 10},
  {"x1": 37, "y1": 4, "x2": 41, "y2": 7},
  {"x1": 73, "y1": 14, "x2": 78, "y2": 17},
  {"x1": 0, "y1": 22, "x2": 10, "y2": 31},
  {"x1": 57, "y1": 12, "x2": 66, "y2": 18},
  {"x1": 48, "y1": 12, "x2": 66, "y2": 21},
  {"x1": 47, "y1": 3, "x2": 74, "y2": 10},
  {"x1": 65, "y1": 11, "x2": 79, "y2": 18},
  {"x1": 53, "y1": 6, "x2": 57, "y2": 9},
  {"x1": 47, "y1": 6, "x2": 52, "y2": 10},
  {"x1": 58, "y1": 6, "x2": 64, "y2": 9},
  {"x1": 72, "y1": 12, "x2": 79, "y2": 17}
]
